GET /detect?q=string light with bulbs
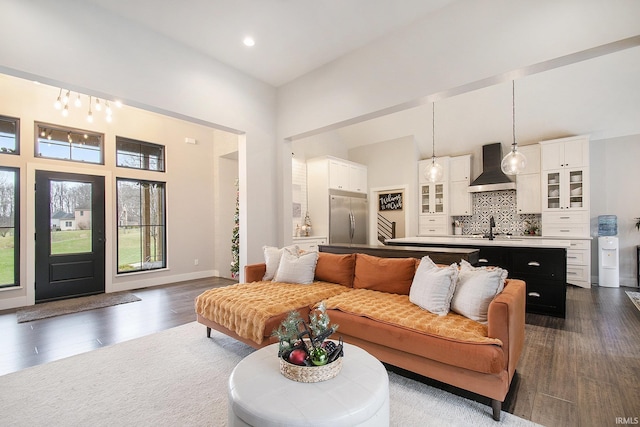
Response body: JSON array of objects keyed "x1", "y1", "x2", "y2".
[{"x1": 53, "y1": 88, "x2": 122, "y2": 123}]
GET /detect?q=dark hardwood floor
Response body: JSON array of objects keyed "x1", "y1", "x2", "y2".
[{"x1": 1, "y1": 278, "x2": 638, "y2": 426}]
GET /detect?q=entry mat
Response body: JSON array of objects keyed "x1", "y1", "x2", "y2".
[{"x1": 16, "y1": 292, "x2": 141, "y2": 323}]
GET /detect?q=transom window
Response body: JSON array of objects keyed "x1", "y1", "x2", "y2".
[
  {"x1": 0, "y1": 115, "x2": 19, "y2": 155},
  {"x1": 116, "y1": 136, "x2": 165, "y2": 171},
  {"x1": 35, "y1": 123, "x2": 103, "y2": 164}
]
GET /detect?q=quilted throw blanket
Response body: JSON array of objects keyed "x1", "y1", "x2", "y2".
[
  {"x1": 322, "y1": 288, "x2": 502, "y2": 346},
  {"x1": 195, "y1": 281, "x2": 350, "y2": 344}
]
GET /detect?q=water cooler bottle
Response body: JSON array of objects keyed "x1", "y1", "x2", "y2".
[{"x1": 598, "y1": 215, "x2": 619, "y2": 287}]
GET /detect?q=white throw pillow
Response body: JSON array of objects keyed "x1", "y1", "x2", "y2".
[
  {"x1": 262, "y1": 245, "x2": 299, "y2": 281},
  {"x1": 273, "y1": 248, "x2": 319, "y2": 284},
  {"x1": 450, "y1": 259, "x2": 508, "y2": 324},
  {"x1": 409, "y1": 256, "x2": 459, "y2": 316}
]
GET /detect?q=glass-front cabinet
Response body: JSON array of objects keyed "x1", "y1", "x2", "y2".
[
  {"x1": 421, "y1": 183, "x2": 445, "y2": 214},
  {"x1": 543, "y1": 168, "x2": 588, "y2": 211}
]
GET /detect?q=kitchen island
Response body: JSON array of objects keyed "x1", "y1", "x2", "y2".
[{"x1": 386, "y1": 236, "x2": 570, "y2": 317}]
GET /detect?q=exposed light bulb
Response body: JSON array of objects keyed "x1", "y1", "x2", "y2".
[
  {"x1": 63, "y1": 90, "x2": 70, "y2": 105},
  {"x1": 40, "y1": 129, "x2": 46, "y2": 137},
  {"x1": 95, "y1": 98, "x2": 102, "y2": 111},
  {"x1": 114, "y1": 100, "x2": 123, "y2": 108},
  {"x1": 106, "y1": 114, "x2": 112, "y2": 123},
  {"x1": 74, "y1": 94, "x2": 82, "y2": 108},
  {"x1": 87, "y1": 110, "x2": 93, "y2": 123},
  {"x1": 62, "y1": 105, "x2": 69, "y2": 117},
  {"x1": 105, "y1": 102, "x2": 112, "y2": 115},
  {"x1": 243, "y1": 36, "x2": 255, "y2": 47},
  {"x1": 54, "y1": 97, "x2": 62, "y2": 110}
]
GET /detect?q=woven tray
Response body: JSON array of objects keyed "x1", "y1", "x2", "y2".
[{"x1": 279, "y1": 356, "x2": 343, "y2": 383}]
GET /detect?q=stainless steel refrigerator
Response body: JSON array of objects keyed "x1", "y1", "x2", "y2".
[{"x1": 329, "y1": 191, "x2": 368, "y2": 244}]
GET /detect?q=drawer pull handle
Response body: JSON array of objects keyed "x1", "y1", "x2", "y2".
[
  {"x1": 568, "y1": 256, "x2": 577, "y2": 259},
  {"x1": 528, "y1": 292, "x2": 541, "y2": 298},
  {"x1": 478, "y1": 258, "x2": 488, "y2": 263},
  {"x1": 528, "y1": 261, "x2": 541, "y2": 267},
  {"x1": 560, "y1": 230, "x2": 570, "y2": 232},
  {"x1": 560, "y1": 216, "x2": 570, "y2": 219},
  {"x1": 568, "y1": 272, "x2": 578, "y2": 275}
]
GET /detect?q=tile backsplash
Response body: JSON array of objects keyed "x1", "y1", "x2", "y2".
[{"x1": 452, "y1": 190, "x2": 541, "y2": 236}]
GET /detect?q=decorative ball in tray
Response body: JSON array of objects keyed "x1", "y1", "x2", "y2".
[{"x1": 272, "y1": 302, "x2": 344, "y2": 383}]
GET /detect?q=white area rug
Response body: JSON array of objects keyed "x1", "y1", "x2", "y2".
[
  {"x1": 0, "y1": 322, "x2": 540, "y2": 426},
  {"x1": 626, "y1": 291, "x2": 640, "y2": 312}
]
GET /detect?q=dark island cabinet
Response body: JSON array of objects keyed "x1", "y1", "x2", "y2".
[{"x1": 387, "y1": 241, "x2": 567, "y2": 318}]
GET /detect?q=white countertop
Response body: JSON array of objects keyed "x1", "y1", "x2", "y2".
[{"x1": 387, "y1": 235, "x2": 574, "y2": 248}]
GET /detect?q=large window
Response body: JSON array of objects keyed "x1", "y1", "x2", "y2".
[
  {"x1": 0, "y1": 167, "x2": 19, "y2": 287},
  {"x1": 116, "y1": 137, "x2": 165, "y2": 171},
  {"x1": 117, "y1": 178, "x2": 166, "y2": 273},
  {"x1": 35, "y1": 123, "x2": 103, "y2": 164},
  {"x1": 0, "y1": 115, "x2": 19, "y2": 155}
]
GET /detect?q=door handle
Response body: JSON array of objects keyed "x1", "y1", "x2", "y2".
[
  {"x1": 527, "y1": 261, "x2": 541, "y2": 267},
  {"x1": 478, "y1": 258, "x2": 488, "y2": 263},
  {"x1": 528, "y1": 292, "x2": 541, "y2": 298}
]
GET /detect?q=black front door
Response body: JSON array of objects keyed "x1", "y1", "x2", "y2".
[{"x1": 35, "y1": 171, "x2": 105, "y2": 302}]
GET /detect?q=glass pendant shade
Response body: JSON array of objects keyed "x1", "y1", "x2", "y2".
[
  {"x1": 501, "y1": 145, "x2": 527, "y2": 175},
  {"x1": 425, "y1": 157, "x2": 444, "y2": 182}
]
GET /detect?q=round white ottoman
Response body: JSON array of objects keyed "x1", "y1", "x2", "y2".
[{"x1": 228, "y1": 342, "x2": 389, "y2": 427}]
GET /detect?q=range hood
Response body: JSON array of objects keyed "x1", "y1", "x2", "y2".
[{"x1": 467, "y1": 143, "x2": 516, "y2": 192}]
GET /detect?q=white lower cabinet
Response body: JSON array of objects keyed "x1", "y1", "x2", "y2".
[
  {"x1": 293, "y1": 237, "x2": 327, "y2": 252},
  {"x1": 566, "y1": 239, "x2": 591, "y2": 288},
  {"x1": 419, "y1": 215, "x2": 448, "y2": 236}
]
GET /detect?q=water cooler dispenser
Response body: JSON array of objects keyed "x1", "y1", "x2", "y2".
[{"x1": 598, "y1": 215, "x2": 619, "y2": 287}]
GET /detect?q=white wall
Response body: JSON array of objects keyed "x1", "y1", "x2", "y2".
[
  {"x1": 590, "y1": 135, "x2": 640, "y2": 287},
  {"x1": 348, "y1": 136, "x2": 420, "y2": 238},
  {"x1": 277, "y1": 1, "x2": 640, "y2": 140},
  {"x1": 213, "y1": 132, "x2": 239, "y2": 279},
  {"x1": 0, "y1": 0, "x2": 278, "y2": 283},
  {"x1": 0, "y1": 74, "x2": 233, "y2": 309}
]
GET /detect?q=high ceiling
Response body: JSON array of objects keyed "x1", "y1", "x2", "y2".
[{"x1": 84, "y1": 0, "x2": 456, "y2": 87}]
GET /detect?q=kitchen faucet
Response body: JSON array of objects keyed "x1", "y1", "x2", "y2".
[{"x1": 489, "y1": 216, "x2": 496, "y2": 240}]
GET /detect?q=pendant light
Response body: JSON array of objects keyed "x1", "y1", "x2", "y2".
[
  {"x1": 501, "y1": 80, "x2": 527, "y2": 175},
  {"x1": 425, "y1": 102, "x2": 444, "y2": 182}
]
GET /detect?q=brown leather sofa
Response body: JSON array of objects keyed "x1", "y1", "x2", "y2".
[{"x1": 195, "y1": 252, "x2": 525, "y2": 421}]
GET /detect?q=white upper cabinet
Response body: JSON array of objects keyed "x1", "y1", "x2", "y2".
[
  {"x1": 516, "y1": 144, "x2": 541, "y2": 214},
  {"x1": 449, "y1": 155, "x2": 472, "y2": 216},
  {"x1": 318, "y1": 156, "x2": 368, "y2": 194},
  {"x1": 541, "y1": 135, "x2": 589, "y2": 171},
  {"x1": 348, "y1": 163, "x2": 368, "y2": 193}
]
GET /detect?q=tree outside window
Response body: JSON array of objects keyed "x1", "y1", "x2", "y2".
[{"x1": 116, "y1": 178, "x2": 166, "y2": 273}]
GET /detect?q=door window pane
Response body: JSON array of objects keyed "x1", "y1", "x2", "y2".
[
  {"x1": 35, "y1": 123, "x2": 103, "y2": 164},
  {"x1": 50, "y1": 181, "x2": 92, "y2": 255},
  {"x1": 0, "y1": 168, "x2": 19, "y2": 287},
  {"x1": 117, "y1": 179, "x2": 166, "y2": 273}
]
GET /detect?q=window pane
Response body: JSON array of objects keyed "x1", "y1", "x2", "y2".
[
  {"x1": 49, "y1": 180, "x2": 92, "y2": 255},
  {"x1": 0, "y1": 116, "x2": 19, "y2": 155},
  {"x1": 117, "y1": 179, "x2": 166, "y2": 273},
  {"x1": 0, "y1": 168, "x2": 18, "y2": 287},
  {"x1": 35, "y1": 123, "x2": 103, "y2": 164},
  {"x1": 116, "y1": 137, "x2": 165, "y2": 171}
]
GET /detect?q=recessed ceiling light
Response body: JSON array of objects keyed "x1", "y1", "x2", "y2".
[{"x1": 243, "y1": 36, "x2": 255, "y2": 47}]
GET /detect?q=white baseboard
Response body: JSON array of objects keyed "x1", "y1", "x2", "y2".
[
  {"x1": 0, "y1": 295, "x2": 28, "y2": 311},
  {"x1": 109, "y1": 270, "x2": 219, "y2": 292}
]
